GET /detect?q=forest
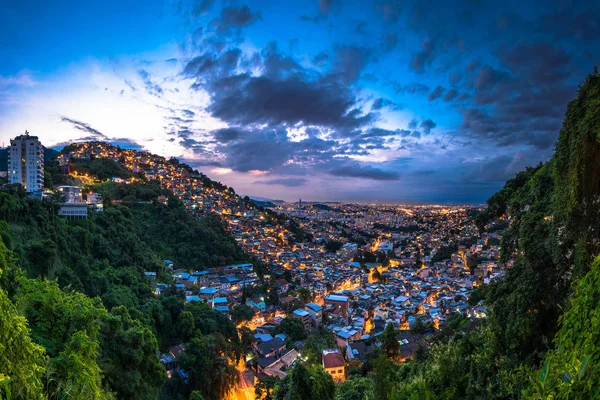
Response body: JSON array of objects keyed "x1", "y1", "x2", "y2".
[{"x1": 0, "y1": 171, "x2": 249, "y2": 399}]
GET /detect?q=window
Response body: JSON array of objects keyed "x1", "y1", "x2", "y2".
[{"x1": 337, "y1": 369, "x2": 343, "y2": 374}]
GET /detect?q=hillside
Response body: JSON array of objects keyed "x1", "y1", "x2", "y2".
[{"x1": 0, "y1": 169, "x2": 249, "y2": 399}]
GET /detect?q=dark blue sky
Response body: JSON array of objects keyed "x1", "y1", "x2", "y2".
[{"x1": 1, "y1": 0, "x2": 598, "y2": 203}]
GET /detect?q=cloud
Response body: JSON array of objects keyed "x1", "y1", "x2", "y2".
[
  {"x1": 191, "y1": 0, "x2": 214, "y2": 16},
  {"x1": 428, "y1": 85, "x2": 445, "y2": 101},
  {"x1": 319, "y1": 0, "x2": 334, "y2": 15},
  {"x1": 420, "y1": 119, "x2": 436, "y2": 134},
  {"x1": 329, "y1": 163, "x2": 400, "y2": 180},
  {"x1": 371, "y1": 98, "x2": 402, "y2": 111},
  {"x1": 332, "y1": 46, "x2": 370, "y2": 84},
  {"x1": 466, "y1": 60, "x2": 480, "y2": 72},
  {"x1": 59, "y1": 117, "x2": 143, "y2": 150},
  {"x1": 312, "y1": 51, "x2": 329, "y2": 64},
  {"x1": 213, "y1": 127, "x2": 243, "y2": 143},
  {"x1": 410, "y1": 39, "x2": 435, "y2": 73},
  {"x1": 61, "y1": 116, "x2": 107, "y2": 138},
  {"x1": 393, "y1": 82, "x2": 430, "y2": 94},
  {"x1": 211, "y1": 5, "x2": 261, "y2": 34},
  {"x1": 206, "y1": 75, "x2": 374, "y2": 129},
  {"x1": 0, "y1": 71, "x2": 36, "y2": 87},
  {"x1": 383, "y1": 33, "x2": 398, "y2": 51},
  {"x1": 253, "y1": 178, "x2": 308, "y2": 187},
  {"x1": 475, "y1": 66, "x2": 510, "y2": 91},
  {"x1": 443, "y1": 89, "x2": 458, "y2": 102}
]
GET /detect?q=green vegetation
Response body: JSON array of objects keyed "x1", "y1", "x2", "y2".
[
  {"x1": 0, "y1": 172, "x2": 248, "y2": 399},
  {"x1": 70, "y1": 157, "x2": 134, "y2": 180}
]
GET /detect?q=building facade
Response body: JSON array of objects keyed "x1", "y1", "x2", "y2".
[{"x1": 7, "y1": 131, "x2": 44, "y2": 192}]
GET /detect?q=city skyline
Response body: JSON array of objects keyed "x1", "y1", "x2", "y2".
[{"x1": 1, "y1": 0, "x2": 598, "y2": 203}]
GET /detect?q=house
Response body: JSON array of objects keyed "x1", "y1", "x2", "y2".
[
  {"x1": 247, "y1": 296, "x2": 267, "y2": 313},
  {"x1": 185, "y1": 295, "x2": 201, "y2": 304},
  {"x1": 397, "y1": 331, "x2": 429, "y2": 362},
  {"x1": 324, "y1": 294, "x2": 349, "y2": 322},
  {"x1": 291, "y1": 309, "x2": 312, "y2": 329},
  {"x1": 304, "y1": 303, "x2": 323, "y2": 327},
  {"x1": 346, "y1": 340, "x2": 377, "y2": 363},
  {"x1": 257, "y1": 338, "x2": 286, "y2": 358},
  {"x1": 322, "y1": 349, "x2": 346, "y2": 382},
  {"x1": 276, "y1": 278, "x2": 289, "y2": 294}
]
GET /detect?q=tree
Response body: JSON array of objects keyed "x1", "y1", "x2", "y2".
[
  {"x1": 275, "y1": 363, "x2": 334, "y2": 400},
  {"x1": 231, "y1": 304, "x2": 254, "y2": 325},
  {"x1": 334, "y1": 376, "x2": 375, "y2": 400},
  {"x1": 189, "y1": 390, "x2": 206, "y2": 400},
  {"x1": 410, "y1": 317, "x2": 426, "y2": 335},
  {"x1": 372, "y1": 356, "x2": 398, "y2": 400},
  {"x1": 297, "y1": 287, "x2": 311, "y2": 304},
  {"x1": 181, "y1": 332, "x2": 238, "y2": 399},
  {"x1": 381, "y1": 323, "x2": 399, "y2": 359},
  {"x1": 255, "y1": 376, "x2": 278, "y2": 400},
  {"x1": 46, "y1": 331, "x2": 111, "y2": 400},
  {"x1": 99, "y1": 306, "x2": 165, "y2": 400},
  {"x1": 0, "y1": 282, "x2": 46, "y2": 400},
  {"x1": 274, "y1": 317, "x2": 307, "y2": 341}
]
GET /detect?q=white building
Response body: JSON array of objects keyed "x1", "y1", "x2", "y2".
[
  {"x1": 57, "y1": 186, "x2": 83, "y2": 203},
  {"x1": 7, "y1": 131, "x2": 44, "y2": 192}
]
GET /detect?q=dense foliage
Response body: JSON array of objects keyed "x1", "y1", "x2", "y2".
[{"x1": 0, "y1": 174, "x2": 248, "y2": 399}]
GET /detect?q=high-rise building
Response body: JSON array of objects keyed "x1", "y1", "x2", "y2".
[{"x1": 7, "y1": 131, "x2": 44, "y2": 192}]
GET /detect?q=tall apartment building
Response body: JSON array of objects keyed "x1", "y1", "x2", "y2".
[{"x1": 7, "y1": 131, "x2": 44, "y2": 192}]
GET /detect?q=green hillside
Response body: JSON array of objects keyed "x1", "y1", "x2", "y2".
[{"x1": 0, "y1": 174, "x2": 248, "y2": 399}]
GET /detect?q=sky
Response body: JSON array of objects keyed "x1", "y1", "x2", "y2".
[{"x1": 0, "y1": 0, "x2": 598, "y2": 203}]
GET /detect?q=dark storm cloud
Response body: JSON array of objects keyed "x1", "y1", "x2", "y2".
[
  {"x1": 383, "y1": 33, "x2": 398, "y2": 51},
  {"x1": 312, "y1": 51, "x2": 329, "y2": 64},
  {"x1": 207, "y1": 75, "x2": 374, "y2": 129},
  {"x1": 428, "y1": 85, "x2": 445, "y2": 101},
  {"x1": 393, "y1": 82, "x2": 430, "y2": 95},
  {"x1": 361, "y1": 128, "x2": 410, "y2": 138},
  {"x1": 213, "y1": 127, "x2": 243, "y2": 143},
  {"x1": 253, "y1": 178, "x2": 308, "y2": 187},
  {"x1": 329, "y1": 163, "x2": 400, "y2": 180},
  {"x1": 375, "y1": 1, "x2": 403, "y2": 23},
  {"x1": 211, "y1": 5, "x2": 261, "y2": 34},
  {"x1": 443, "y1": 89, "x2": 458, "y2": 102},
  {"x1": 332, "y1": 46, "x2": 370, "y2": 84},
  {"x1": 466, "y1": 60, "x2": 481, "y2": 72},
  {"x1": 420, "y1": 119, "x2": 436, "y2": 134},
  {"x1": 371, "y1": 98, "x2": 402, "y2": 111},
  {"x1": 449, "y1": 72, "x2": 461, "y2": 84},
  {"x1": 474, "y1": 66, "x2": 510, "y2": 91},
  {"x1": 61, "y1": 117, "x2": 107, "y2": 138},
  {"x1": 410, "y1": 39, "x2": 435, "y2": 73},
  {"x1": 191, "y1": 0, "x2": 214, "y2": 16}
]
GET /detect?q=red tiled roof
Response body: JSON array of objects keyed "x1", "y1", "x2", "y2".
[{"x1": 322, "y1": 350, "x2": 345, "y2": 369}]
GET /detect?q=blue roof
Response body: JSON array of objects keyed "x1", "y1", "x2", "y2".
[
  {"x1": 305, "y1": 303, "x2": 322, "y2": 312},
  {"x1": 293, "y1": 309, "x2": 310, "y2": 317},
  {"x1": 214, "y1": 306, "x2": 229, "y2": 312},
  {"x1": 199, "y1": 287, "x2": 218, "y2": 294},
  {"x1": 325, "y1": 294, "x2": 349, "y2": 302},
  {"x1": 185, "y1": 295, "x2": 201, "y2": 302},
  {"x1": 213, "y1": 297, "x2": 228, "y2": 304}
]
